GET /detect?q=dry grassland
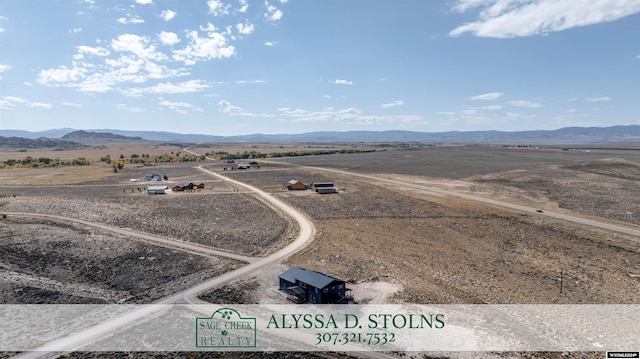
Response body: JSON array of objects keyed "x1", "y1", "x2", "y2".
[
  {"x1": 0, "y1": 143, "x2": 183, "y2": 162},
  {"x1": 219, "y1": 151, "x2": 640, "y2": 305},
  {"x1": 0, "y1": 216, "x2": 241, "y2": 304},
  {"x1": 190, "y1": 142, "x2": 377, "y2": 156},
  {"x1": 1, "y1": 144, "x2": 635, "y2": 359},
  {"x1": 0, "y1": 191, "x2": 294, "y2": 256}
]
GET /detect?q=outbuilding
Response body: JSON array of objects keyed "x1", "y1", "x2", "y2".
[
  {"x1": 144, "y1": 173, "x2": 162, "y2": 182},
  {"x1": 311, "y1": 182, "x2": 334, "y2": 192},
  {"x1": 147, "y1": 185, "x2": 166, "y2": 195},
  {"x1": 279, "y1": 267, "x2": 352, "y2": 304},
  {"x1": 284, "y1": 179, "x2": 306, "y2": 191},
  {"x1": 316, "y1": 186, "x2": 338, "y2": 194}
]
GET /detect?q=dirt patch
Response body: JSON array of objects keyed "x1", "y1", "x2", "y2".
[{"x1": 349, "y1": 276, "x2": 403, "y2": 304}]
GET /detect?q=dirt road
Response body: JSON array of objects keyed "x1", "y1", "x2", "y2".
[
  {"x1": 12, "y1": 166, "x2": 316, "y2": 357},
  {"x1": 270, "y1": 161, "x2": 640, "y2": 238}
]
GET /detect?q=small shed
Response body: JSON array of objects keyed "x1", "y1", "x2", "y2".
[
  {"x1": 284, "y1": 179, "x2": 306, "y2": 191},
  {"x1": 311, "y1": 182, "x2": 334, "y2": 192},
  {"x1": 147, "y1": 185, "x2": 166, "y2": 195},
  {"x1": 144, "y1": 173, "x2": 162, "y2": 182},
  {"x1": 279, "y1": 267, "x2": 352, "y2": 304},
  {"x1": 317, "y1": 186, "x2": 338, "y2": 194}
]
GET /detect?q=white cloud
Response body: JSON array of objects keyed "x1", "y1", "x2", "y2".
[
  {"x1": 172, "y1": 31, "x2": 235, "y2": 65},
  {"x1": 158, "y1": 31, "x2": 180, "y2": 45},
  {"x1": 380, "y1": 100, "x2": 404, "y2": 108},
  {"x1": 586, "y1": 96, "x2": 611, "y2": 102},
  {"x1": 235, "y1": 80, "x2": 265, "y2": 84},
  {"x1": 0, "y1": 100, "x2": 14, "y2": 110},
  {"x1": 218, "y1": 100, "x2": 275, "y2": 117},
  {"x1": 200, "y1": 23, "x2": 217, "y2": 32},
  {"x1": 477, "y1": 105, "x2": 502, "y2": 110},
  {"x1": 450, "y1": 0, "x2": 640, "y2": 38},
  {"x1": 264, "y1": 1, "x2": 283, "y2": 22},
  {"x1": 111, "y1": 34, "x2": 166, "y2": 61},
  {"x1": 70, "y1": 27, "x2": 82, "y2": 33},
  {"x1": 62, "y1": 102, "x2": 82, "y2": 107},
  {"x1": 508, "y1": 100, "x2": 542, "y2": 108},
  {"x1": 136, "y1": 0, "x2": 153, "y2": 4},
  {"x1": 75, "y1": 45, "x2": 110, "y2": 58},
  {"x1": 4, "y1": 96, "x2": 26, "y2": 103},
  {"x1": 117, "y1": 104, "x2": 145, "y2": 112},
  {"x1": 159, "y1": 100, "x2": 191, "y2": 108},
  {"x1": 0, "y1": 64, "x2": 11, "y2": 79},
  {"x1": 117, "y1": 16, "x2": 145, "y2": 24},
  {"x1": 160, "y1": 10, "x2": 177, "y2": 21},
  {"x1": 123, "y1": 79, "x2": 209, "y2": 96},
  {"x1": 236, "y1": 21, "x2": 255, "y2": 35},
  {"x1": 208, "y1": 0, "x2": 231, "y2": 16},
  {"x1": 334, "y1": 79, "x2": 355, "y2": 85},
  {"x1": 37, "y1": 66, "x2": 86, "y2": 85},
  {"x1": 159, "y1": 100, "x2": 192, "y2": 114},
  {"x1": 277, "y1": 107, "x2": 425, "y2": 125},
  {"x1": 238, "y1": 0, "x2": 249, "y2": 12},
  {"x1": 470, "y1": 92, "x2": 503, "y2": 100},
  {"x1": 30, "y1": 102, "x2": 53, "y2": 110}
]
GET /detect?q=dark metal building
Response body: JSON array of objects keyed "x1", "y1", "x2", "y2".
[{"x1": 279, "y1": 267, "x2": 352, "y2": 304}]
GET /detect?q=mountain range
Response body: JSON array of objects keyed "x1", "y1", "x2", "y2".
[{"x1": 1, "y1": 125, "x2": 640, "y2": 145}]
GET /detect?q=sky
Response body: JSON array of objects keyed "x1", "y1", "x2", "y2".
[{"x1": 0, "y1": 0, "x2": 639, "y2": 136}]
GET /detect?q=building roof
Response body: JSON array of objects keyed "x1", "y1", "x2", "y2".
[
  {"x1": 317, "y1": 187, "x2": 337, "y2": 193},
  {"x1": 148, "y1": 186, "x2": 166, "y2": 190},
  {"x1": 279, "y1": 267, "x2": 343, "y2": 289},
  {"x1": 287, "y1": 179, "x2": 302, "y2": 185},
  {"x1": 312, "y1": 182, "x2": 334, "y2": 186},
  {"x1": 286, "y1": 286, "x2": 305, "y2": 295}
]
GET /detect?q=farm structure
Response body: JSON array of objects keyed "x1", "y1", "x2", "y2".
[
  {"x1": 284, "y1": 179, "x2": 306, "y2": 191},
  {"x1": 147, "y1": 185, "x2": 167, "y2": 195},
  {"x1": 144, "y1": 174, "x2": 162, "y2": 182},
  {"x1": 311, "y1": 181, "x2": 337, "y2": 194},
  {"x1": 279, "y1": 267, "x2": 353, "y2": 304},
  {"x1": 172, "y1": 182, "x2": 205, "y2": 192}
]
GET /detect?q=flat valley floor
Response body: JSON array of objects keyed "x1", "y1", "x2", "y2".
[{"x1": 1, "y1": 144, "x2": 639, "y2": 358}]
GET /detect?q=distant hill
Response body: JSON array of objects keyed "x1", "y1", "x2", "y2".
[
  {"x1": 0, "y1": 136, "x2": 84, "y2": 149},
  {"x1": 2, "y1": 125, "x2": 640, "y2": 144},
  {"x1": 61, "y1": 130, "x2": 145, "y2": 143},
  {"x1": 0, "y1": 128, "x2": 75, "y2": 139}
]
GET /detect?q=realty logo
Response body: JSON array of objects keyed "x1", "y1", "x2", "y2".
[{"x1": 196, "y1": 307, "x2": 257, "y2": 348}]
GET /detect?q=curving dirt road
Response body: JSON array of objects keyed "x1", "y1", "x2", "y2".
[
  {"x1": 12, "y1": 165, "x2": 316, "y2": 357},
  {"x1": 2, "y1": 211, "x2": 256, "y2": 263}
]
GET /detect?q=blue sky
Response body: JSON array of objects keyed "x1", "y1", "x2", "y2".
[{"x1": 1, "y1": 0, "x2": 639, "y2": 136}]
